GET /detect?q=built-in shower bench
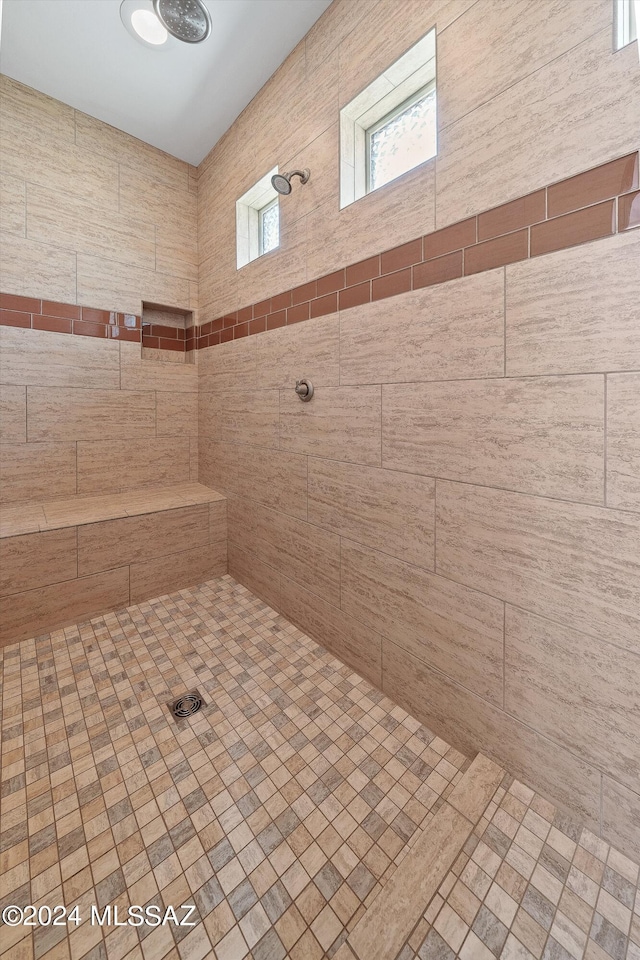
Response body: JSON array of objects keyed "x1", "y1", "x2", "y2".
[{"x1": 0, "y1": 482, "x2": 227, "y2": 646}]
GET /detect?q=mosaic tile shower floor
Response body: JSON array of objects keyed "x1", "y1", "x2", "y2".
[
  {"x1": 0, "y1": 575, "x2": 638, "y2": 960},
  {"x1": 0, "y1": 575, "x2": 471, "y2": 960}
]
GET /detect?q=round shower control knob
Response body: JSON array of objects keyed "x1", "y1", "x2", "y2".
[{"x1": 295, "y1": 379, "x2": 314, "y2": 401}]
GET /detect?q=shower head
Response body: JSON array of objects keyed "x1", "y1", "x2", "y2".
[
  {"x1": 271, "y1": 169, "x2": 311, "y2": 196},
  {"x1": 153, "y1": 0, "x2": 211, "y2": 43}
]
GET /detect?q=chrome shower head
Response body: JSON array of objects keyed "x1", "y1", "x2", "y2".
[
  {"x1": 153, "y1": 0, "x2": 211, "y2": 43},
  {"x1": 271, "y1": 169, "x2": 310, "y2": 195}
]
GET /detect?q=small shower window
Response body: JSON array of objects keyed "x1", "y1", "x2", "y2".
[
  {"x1": 367, "y1": 83, "x2": 437, "y2": 193},
  {"x1": 614, "y1": 0, "x2": 638, "y2": 48},
  {"x1": 259, "y1": 198, "x2": 279, "y2": 255},
  {"x1": 236, "y1": 168, "x2": 280, "y2": 268}
]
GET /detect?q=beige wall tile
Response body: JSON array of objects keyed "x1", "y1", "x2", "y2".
[
  {"x1": 129, "y1": 542, "x2": 226, "y2": 604},
  {"x1": 77, "y1": 504, "x2": 210, "y2": 576},
  {"x1": 342, "y1": 539, "x2": 504, "y2": 704},
  {"x1": 437, "y1": 0, "x2": 609, "y2": 128},
  {"x1": 77, "y1": 438, "x2": 190, "y2": 495},
  {"x1": 77, "y1": 254, "x2": 190, "y2": 317},
  {"x1": 0, "y1": 75, "x2": 75, "y2": 147},
  {"x1": 0, "y1": 385, "x2": 26, "y2": 442},
  {"x1": 120, "y1": 341, "x2": 197, "y2": 394},
  {"x1": 27, "y1": 387, "x2": 156, "y2": 442},
  {"x1": 199, "y1": 335, "x2": 257, "y2": 387},
  {"x1": 280, "y1": 385, "x2": 382, "y2": 466},
  {"x1": 156, "y1": 391, "x2": 198, "y2": 438},
  {"x1": 602, "y1": 779, "x2": 640, "y2": 864},
  {"x1": 436, "y1": 480, "x2": 640, "y2": 653},
  {"x1": 235, "y1": 214, "x2": 308, "y2": 311},
  {"x1": 436, "y1": 32, "x2": 640, "y2": 226},
  {"x1": 0, "y1": 232, "x2": 77, "y2": 303},
  {"x1": 0, "y1": 528, "x2": 77, "y2": 596},
  {"x1": 209, "y1": 501, "x2": 227, "y2": 544},
  {"x1": 118, "y1": 165, "x2": 197, "y2": 235},
  {"x1": 280, "y1": 575, "x2": 382, "y2": 688},
  {"x1": 255, "y1": 317, "x2": 340, "y2": 390},
  {"x1": 284, "y1": 124, "x2": 340, "y2": 224},
  {"x1": 382, "y1": 640, "x2": 602, "y2": 830},
  {"x1": 253, "y1": 505, "x2": 341, "y2": 607},
  {"x1": 0, "y1": 502, "x2": 46, "y2": 538},
  {"x1": 236, "y1": 445, "x2": 308, "y2": 520},
  {"x1": 506, "y1": 231, "x2": 640, "y2": 376},
  {"x1": 308, "y1": 459, "x2": 435, "y2": 570},
  {"x1": 1, "y1": 326, "x2": 120, "y2": 390},
  {"x1": 228, "y1": 541, "x2": 281, "y2": 612},
  {"x1": 383, "y1": 376, "x2": 604, "y2": 503},
  {"x1": 340, "y1": 270, "x2": 504, "y2": 385},
  {"x1": 0, "y1": 567, "x2": 129, "y2": 647},
  {"x1": 0, "y1": 442, "x2": 76, "y2": 503},
  {"x1": 200, "y1": 387, "x2": 280, "y2": 448},
  {"x1": 0, "y1": 175, "x2": 26, "y2": 236},
  {"x1": 155, "y1": 223, "x2": 199, "y2": 283},
  {"x1": 606, "y1": 373, "x2": 640, "y2": 512},
  {"x1": 199, "y1": 439, "x2": 238, "y2": 497},
  {"x1": 305, "y1": 0, "x2": 372, "y2": 75},
  {"x1": 505, "y1": 605, "x2": 640, "y2": 792}
]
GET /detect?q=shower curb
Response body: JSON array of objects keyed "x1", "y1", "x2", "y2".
[{"x1": 336, "y1": 753, "x2": 505, "y2": 960}]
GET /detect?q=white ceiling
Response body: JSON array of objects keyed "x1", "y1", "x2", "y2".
[{"x1": 0, "y1": 0, "x2": 332, "y2": 165}]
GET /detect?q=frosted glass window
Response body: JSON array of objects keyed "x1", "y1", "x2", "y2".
[
  {"x1": 614, "y1": 0, "x2": 638, "y2": 48},
  {"x1": 259, "y1": 199, "x2": 279, "y2": 255},
  {"x1": 368, "y1": 87, "x2": 437, "y2": 192}
]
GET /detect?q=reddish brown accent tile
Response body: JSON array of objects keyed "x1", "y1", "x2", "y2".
[
  {"x1": 147, "y1": 324, "x2": 180, "y2": 339},
  {"x1": 73, "y1": 319, "x2": 107, "y2": 338},
  {"x1": 287, "y1": 302, "x2": 310, "y2": 324},
  {"x1": 619, "y1": 190, "x2": 640, "y2": 231},
  {"x1": 237, "y1": 305, "x2": 253, "y2": 323},
  {"x1": 234, "y1": 322, "x2": 249, "y2": 339},
  {"x1": 310, "y1": 292, "x2": 338, "y2": 318},
  {"x1": 530, "y1": 200, "x2": 615, "y2": 257},
  {"x1": 158, "y1": 337, "x2": 185, "y2": 351},
  {"x1": 0, "y1": 309, "x2": 31, "y2": 328},
  {"x1": 346, "y1": 255, "x2": 380, "y2": 286},
  {"x1": 143, "y1": 336, "x2": 160, "y2": 349},
  {"x1": 223, "y1": 313, "x2": 237, "y2": 328},
  {"x1": 82, "y1": 307, "x2": 115, "y2": 325},
  {"x1": 33, "y1": 314, "x2": 72, "y2": 335},
  {"x1": 112, "y1": 328, "x2": 141, "y2": 343},
  {"x1": 478, "y1": 190, "x2": 546, "y2": 241},
  {"x1": 271, "y1": 290, "x2": 292, "y2": 311},
  {"x1": 254, "y1": 298, "x2": 271, "y2": 316},
  {"x1": 339, "y1": 282, "x2": 371, "y2": 310},
  {"x1": 0, "y1": 293, "x2": 41, "y2": 314},
  {"x1": 547, "y1": 153, "x2": 639, "y2": 218},
  {"x1": 423, "y1": 218, "x2": 477, "y2": 260},
  {"x1": 211, "y1": 332, "x2": 221, "y2": 346},
  {"x1": 200, "y1": 320, "x2": 212, "y2": 337},
  {"x1": 220, "y1": 328, "x2": 233, "y2": 343},
  {"x1": 42, "y1": 300, "x2": 81, "y2": 321},
  {"x1": 372, "y1": 267, "x2": 411, "y2": 301},
  {"x1": 317, "y1": 269, "x2": 345, "y2": 296},
  {"x1": 292, "y1": 280, "x2": 317, "y2": 304},
  {"x1": 413, "y1": 251, "x2": 463, "y2": 289},
  {"x1": 212, "y1": 317, "x2": 224, "y2": 333},
  {"x1": 249, "y1": 317, "x2": 266, "y2": 335},
  {"x1": 381, "y1": 238, "x2": 423, "y2": 275},
  {"x1": 267, "y1": 310, "x2": 287, "y2": 330},
  {"x1": 464, "y1": 229, "x2": 529, "y2": 275}
]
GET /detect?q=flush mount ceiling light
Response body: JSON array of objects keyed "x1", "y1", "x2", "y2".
[
  {"x1": 153, "y1": 0, "x2": 212, "y2": 43},
  {"x1": 120, "y1": 0, "x2": 170, "y2": 48}
]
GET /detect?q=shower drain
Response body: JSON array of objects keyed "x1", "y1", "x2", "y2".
[{"x1": 169, "y1": 690, "x2": 203, "y2": 719}]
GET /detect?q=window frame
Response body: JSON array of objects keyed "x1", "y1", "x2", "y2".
[
  {"x1": 258, "y1": 197, "x2": 279, "y2": 257},
  {"x1": 614, "y1": 0, "x2": 638, "y2": 48},
  {"x1": 364, "y1": 79, "x2": 437, "y2": 195}
]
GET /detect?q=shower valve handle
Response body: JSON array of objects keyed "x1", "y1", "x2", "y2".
[{"x1": 295, "y1": 379, "x2": 314, "y2": 402}]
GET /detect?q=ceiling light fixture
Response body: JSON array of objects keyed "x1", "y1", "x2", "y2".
[{"x1": 120, "y1": 0, "x2": 170, "y2": 49}]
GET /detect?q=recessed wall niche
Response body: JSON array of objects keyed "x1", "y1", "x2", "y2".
[{"x1": 141, "y1": 302, "x2": 195, "y2": 363}]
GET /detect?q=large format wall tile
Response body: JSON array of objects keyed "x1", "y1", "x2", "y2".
[
  {"x1": 382, "y1": 376, "x2": 604, "y2": 503},
  {"x1": 120, "y1": 341, "x2": 197, "y2": 394},
  {"x1": 341, "y1": 539, "x2": 504, "y2": 704},
  {"x1": 339, "y1": 270, "x2": 504, "y2": 385},
  {"x1": 505, "y1": 606, "x2": 640, "y2": 791},
  {"x1": 0, "y1": 567, "x2": 129, "y2": 645},
  {"x1": 77, "y1": 504, "x2": 210, "y2": 576},
  {"x1": 201, "y1": 388, "x2": 280, "y2": 449},
  {"x1": 606, "y1": 373, "x2": 640, "y2": 512},
  {"x1": 198, "y1": 439, "x2": 238, "y2": 497},
  {"x1": 0, "y1": 232, "x2": 77, "y2": 303},
  {"x1": 77, "y1": 254, "x2": 190, "y2": 318},
  {"x1": 0, "y1": 325, "x2": 120, "y2": 389},
  {"x1": 199, "y1": 335, "x2": 257, "y2": 389},
  {"x1": 382, "y1": 640, "x2": 601, "y2": 829},
  {"x1": 280, "y1": 385, "x2": 382, "y2": 465},
  {"x1": 436, "y1": 481, "x2": 640, "y2": 653},
  {"x1": 0, "y1": 442, "x2": 76, "y2": 503},
  {"x1": 602, "y1": 778, "x2": 640, "y2": 864},
  {"x1": 280, "y1": 575, "x2": 383, "y2": 687},
  {"x1": 1, "y1": 174, "x2": 26, "y2": 236},
  {"x1": 77, "y1": 438, "x2": 190, "y2": 495},
  {"x1": 308, "y1": 458, "x2": 435, "y2": 570},
  {"x1": 0, "y1": 385, "x2": 26, "y2": 442},
  {"x1": 129, "y1": 541, "x2": 226, "y2": 603},
  {"x1": 255, "y1": 316, "x2": 340, "y2": 390},
  {"x1": 156, "y1": 391, "x2": 198, "y2": 438},
  {"x1": 253, "y1": 506, "x2": 341, "y2": 608},
  {"x1": 436, "y1": 31, "x2": 640, "y2": 226},
  {"x1": 0, "y1": 528, "x2": 77, "y2": 596},
  {"x1": 506, "y1": 231, "x2": 640, "y2": 375},
  {"x1": 27, "y1": 387, "x2": 156, "y2": 442},
  {"x1": 235, "y1": 445, "x2": 308, "y2": 520},
  {"x1": 228, "y1": 542, "x2": 281, "y2": 612}
]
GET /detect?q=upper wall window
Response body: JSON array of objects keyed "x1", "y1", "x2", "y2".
[
  {"x1": 236, "y1": 169, "x2": 279, "y2": 268},
  {"x1": 614, "y1": 0, "x2": 638, "y2": 48},
  {"x1": 340, "y1": 28, "x2": 436, "y2": 209}
]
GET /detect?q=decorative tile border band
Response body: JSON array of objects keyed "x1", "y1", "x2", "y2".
[
  {"x1": 197, "y1": 152, "x2": 639, "y2": 349},
  {"x1": 142, "y1": 322, "x2": 188, "y2": 352},
  {"x1": 0, "y1": 296, "x2": 141, "y2": 341}
]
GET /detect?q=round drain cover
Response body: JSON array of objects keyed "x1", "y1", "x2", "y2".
[{"x1": 171, "y1": 691, "x2": 202, "y2": 719}]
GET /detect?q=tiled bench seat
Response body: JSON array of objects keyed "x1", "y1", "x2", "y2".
[{"x1": 0, "y1": 483, "x2": 227, "y2": 646}]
